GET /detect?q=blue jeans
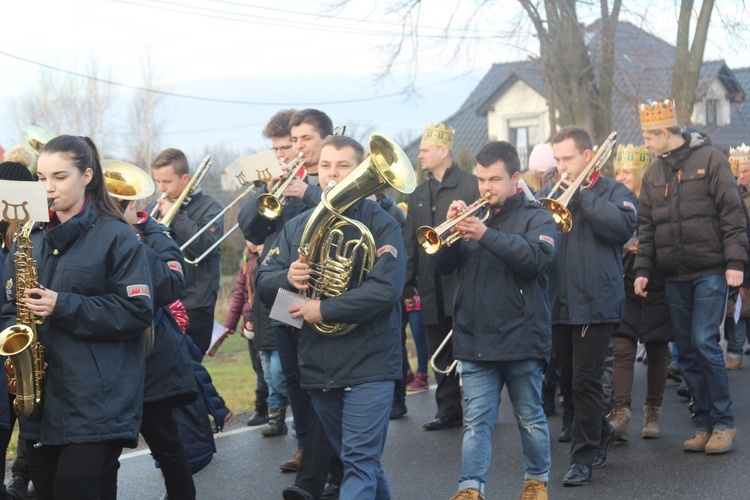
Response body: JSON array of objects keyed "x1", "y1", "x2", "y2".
[
  {"x1": 457, "y1": 359, "x2": 550, "y2": 495},
  {"x1": 311, "y1": 381, "x2": 394, "y2": 500},
  {"x1": 259, "y1": 350, "x2": 288, "y2": 409},
  {"x1": 724, "y1": 316, "x2": 747, "y2": 357},
  {"x1": 666, "y1": 275, "x2": 734, "y2": 430},
  {"x1": 407, "y1": 310, "x2": 428, "y2": 374}
]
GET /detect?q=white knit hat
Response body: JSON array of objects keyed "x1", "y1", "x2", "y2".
[{"x1": 528, "y1": 143, "x2": 557, "y2": 173}]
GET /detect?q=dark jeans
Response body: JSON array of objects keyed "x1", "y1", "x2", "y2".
[
  {"x1": 425, "y1": 315, "x2": 463, "y2": 420},
  {"x1": 247, "y1": 339, "x2": 268, "y2": 398},
  {"x1": 27, "y1": 441, "x2": 117, "y2": 500},
  {"x1": 275, "y1": 324, "x2": 308, "y2": 449},
  {"x1": 295, "y1": 398, "x2": 343, "y2": 497},
  {"x1": 552, "y1": 323, "x2": 614, "y2": 466},
  {"x1": 186, "y1": 306, "x2": 215, "y2": 358},
  {"x1": 141, "y1": 400, "x2": 196, "y2": 499}
]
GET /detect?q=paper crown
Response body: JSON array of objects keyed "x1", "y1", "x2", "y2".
[
  {"x1": 422, "y1": 123, "x2": 454, "y2": 150},
  {"x1": 729, "y1": 143, "x2": 750, "y2": 174},
  {"x1": 615, "y1": 144, "x2": 651, "y2": 171},
  {"x1": 639, "y1": 99, "x2": 678, "y2": 131}
]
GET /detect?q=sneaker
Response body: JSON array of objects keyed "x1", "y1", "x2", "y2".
[
  {"x1": 406, "y1": 372, "x2": 429, "y2": 393},
  {"x1": 6, "y1": 477, "x2": 29, "y2": 500},
  {"x1": 705, "y1": 427, "x2": 737, "y2": 454},
  {"x1": 683, "y1": 431, "x2": 711, "y2": 452},
  {"x1": 450, "y1": 488, "x2": 484, "y2": 500},
  {"x1": 725, "y1": 356, "x2": 743, "y2": 371},
  {"x1": 517, "y1": 479, "x2": 547, "y2": 500}
]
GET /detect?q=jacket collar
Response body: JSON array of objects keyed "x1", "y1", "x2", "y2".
[
  {"x1": 44, "y1": 202, "x2": 99, "y2": 255},
  {"x1": 427, "y1": 162, "x2": 460, "y2": 188}
]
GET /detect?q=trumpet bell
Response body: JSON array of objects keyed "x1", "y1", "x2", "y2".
[
  {"x1": 539, "y1": 198, "x2": 572, "y2": 233},
  {"x1": 21, "y1": 125, "x2": 56, "y2": 154},
  {"x1": 101, "y1": 159, "x2": 156, "y2": 201},
  {"x1": 416, "y1": 226, "x2": 442, "y2": 255},
  {"x1": 256, "y1": 193, "x2": 283, "y2": 220}
]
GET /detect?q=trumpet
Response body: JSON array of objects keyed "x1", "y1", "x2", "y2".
[
  {"x1": 539, "y1": 132, "x2": 617, "y2": 233},
  {"x1": 416, "y1": 192, "x2": 491, "y2": 255},
  {"x1": 158, "y1": 155, "x2": 213, "y2": 228},
  {"x1": 256, "y1": 153, "x2": 305, "y2": 219},
  {"x1": 430, "y1": 330, "x2": 457, "y2": 375}
]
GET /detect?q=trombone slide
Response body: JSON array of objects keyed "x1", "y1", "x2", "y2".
[{"x1": 430, "y1": 330, "x2": 457, "y2": 375}]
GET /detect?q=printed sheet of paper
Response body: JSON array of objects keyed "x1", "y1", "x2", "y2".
[
  {"x1": 734, "y1": 294, "x2": 743, "y2": 325},
  {"x1": 270, "y1": 288, "x2": 309, "y2": 329},
  {"x1": 206, "y1": 320, "x2": 230, "y2": 357},
  {"x1": 223, "y1": 150, "x2": 280, "y2": 189},
  {"x1": 0, "y1": 181, "x2": 49, "y2": 223}
]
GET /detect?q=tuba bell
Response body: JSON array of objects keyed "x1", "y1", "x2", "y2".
[{"x1": 298, "y1": 133, "x2": 417, "y2": 337}]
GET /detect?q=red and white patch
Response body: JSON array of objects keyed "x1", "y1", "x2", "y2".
[
  {"x1": 377, "y1": 245, "x2": 398, "y2": 259},
  {"x1": 539, "y1": 235, "x2": 555, "y2": 249},
  {"x1": 168, "y1": 261, "x2": 184, "y2": 275},
  {"x1": 127, "y1": 285, "x2": 151, "y2": 298},
  {"x1": 623, "y1": 201, "x2": 636, "y2": 212}
]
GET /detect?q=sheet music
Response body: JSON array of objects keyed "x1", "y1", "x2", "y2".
[{"x1": 270, "y1": 288, "x2": 309, "y2": 329}]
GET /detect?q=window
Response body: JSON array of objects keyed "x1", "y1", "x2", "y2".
[{"x1": 706, "y1": 99, "x2": 718, "y2": 126}]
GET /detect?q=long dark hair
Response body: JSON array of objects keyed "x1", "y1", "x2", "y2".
[{"x1": 40, "y1": 135, "x2": 126, "y2": 224}]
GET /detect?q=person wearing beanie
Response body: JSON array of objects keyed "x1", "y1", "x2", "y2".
[
  {"x1": 524, "y1": 143, "x2": 558, "y2": 194},
  {"x1": 0, "y1": 144, "x2": 35, "y2": 183}
]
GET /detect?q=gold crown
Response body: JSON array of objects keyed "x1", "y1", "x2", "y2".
[
  {"x1": 615, "y1": 144, "x2": 651, "y2": 171},
  {"x1": 639, "y1": 99, "x2": 678, "y2": 131},
  {"x1": 422, "y1": 123, "x2": 454, "y2": 150},
  {"x1": 729, "y1": 143, "x2": 750, "y2": 174}
]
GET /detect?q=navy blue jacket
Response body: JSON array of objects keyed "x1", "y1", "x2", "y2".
[
  {"x1": 238, "y1": 180, "x2": 323, "y2": 350},
  {"x1": 0, "y1": 248, "x2": 11, "y2": 431},
  {"x1": 256, "y1": 199, "x2": 405, "y2": 389},
  {"x1": 1, "y1": 203, "x2": 153, "y2": 447},
  {"x1": 432, "y1": 193, "x2": 557, "y2": 362},
  {"x1": 538, "y1": 176, "x2": 637, "y2": 325},
  {"x1": 136, "y1": 216, "x2": 197, "y2": 406}
]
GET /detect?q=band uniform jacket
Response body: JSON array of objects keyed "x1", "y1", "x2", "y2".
[
  {"x1": 238, "y1": 180, "x2": 323, "y2": 350},
  {"x1": 403, "y1": 164, "x2": 479, "y2": 325},
  {"x1": 634, "y1": 131, "x2": 748, "y2": 282},
  {"x1": 136, "y1": 215, "x2": 197, "y2": 406},
  {"x1": 538, "y1": 175, "x2": 637, "y2": 325},
  {"x1": 432, "y1": 192, "x2": 557, "y2": 362},
  {"x1": 151, "y1": 191, "x2": 224, "y2": 312},
  {"x1": 0, "y1": 247, "x2": 12, "y2": 432},
  {"x1": 256, "y1": 199, "x2": 405, "y2": 390},
  {"x1": 1, "y1": 203, "x2": 153, "y2": 447}
]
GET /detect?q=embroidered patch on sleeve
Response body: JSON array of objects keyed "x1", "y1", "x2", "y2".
[
  {"x1": 539, "y1": 235, "x2": 555, "y2": 248},
  {"x1": 127, "y1": 285, "x2": 151, "y2": 298},
  {"x1": 623, "y1": 201, "x2": 636, "y2": 212},
  {"x1": 377, "y1": 245, "x2": 398, "y2": 259},
  {"x1": 168, "y1": 261, "x2": 184, "y2": 275}
]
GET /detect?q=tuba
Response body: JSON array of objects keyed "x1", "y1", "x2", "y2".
[
  {"x1": 0, "y1": 222, "x2": 45, "y2": 421},
  {"x1": 298, "y1": 133, "x2": 417, "y2": 337}
]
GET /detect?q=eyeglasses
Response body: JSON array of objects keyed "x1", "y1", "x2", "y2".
[{"x1": 272, "y1": 145, "x2": 294, "y2": 153}]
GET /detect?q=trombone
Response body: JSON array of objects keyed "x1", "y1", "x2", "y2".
[
  {"x1": 179, "y1": 178, "x2": 264, "y2": 265},
  {"x1": 255, "y1": 153, "x2": 306, "y2": 220},
  {"x1": 430, "y1": 330, "x2": 457, "y2": 375},
  {"x1": 416, "y1": 192, "x2": 491, "y2": 255},
  {"x1": 157, "y1": 155, "x2": 213, "y2": 228},
  {"x1": 539, "y1": 132, "x2": 617, "y2": 233}
]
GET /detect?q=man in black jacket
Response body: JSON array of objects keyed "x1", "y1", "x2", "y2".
[
  {"x1": 151, "y1": 148, "x2": 224, "y2": 357},
  {"x1": 404, "y1": 122, "x2": 479, "y2": 430},
  {"x1": 257, "y1": 136, "x2": 406, "y2": 499},
  {"x1": 434, "y1": 142, "x2": 556, "y2": 500},
  {"x1": 542, "y1": 126, "x2": 637, "y2": 486},
  {"x1": 635, "y1": 100, "x2": 747, "y2": 455}
]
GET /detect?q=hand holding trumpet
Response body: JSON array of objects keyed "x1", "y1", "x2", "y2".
[{"x1": 447, "y1": 200, "x2": 487, "y2": 241}]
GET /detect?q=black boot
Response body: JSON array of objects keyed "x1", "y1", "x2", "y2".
[
  {"x1": 542, "y1": 380, "x2": 557, "y2": 417},
  {"x1": 558, "y1": 399, "x2": 574, "y2": 442},
  {"x1": 247, "y1": 391, "x2": 269, "y2": 426},
  {"x1": 262, "y1": 408, "x2": 288, "y2": 437}
]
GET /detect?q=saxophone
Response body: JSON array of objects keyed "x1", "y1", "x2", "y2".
[
  {"x1": 0, "y1": 221, "x2": 45, "y2": 421},
  {"x1": 298, "y1": 133, "x2": 416, "y2": 337}
]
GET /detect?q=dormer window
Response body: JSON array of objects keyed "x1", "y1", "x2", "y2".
[{"x1": 706, "y1": 99, "x2": 718, "y2": 126}]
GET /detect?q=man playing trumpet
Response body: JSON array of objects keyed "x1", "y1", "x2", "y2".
[{"x1": 433, "y1": 141, "x2": 557, "y2": 500}]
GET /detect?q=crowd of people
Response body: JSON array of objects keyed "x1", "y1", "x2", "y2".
[{"x1": 0, "y1": 97, "x2": 748, "y2": 500}]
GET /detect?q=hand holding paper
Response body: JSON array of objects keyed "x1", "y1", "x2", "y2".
[{"x1": 290, "y1": 299, "x2": 323, "y2": 323}]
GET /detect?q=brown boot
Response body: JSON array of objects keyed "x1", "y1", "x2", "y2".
[
  {"x1": 516, "y1": 479, "x2": 547, "y2": 500},
  {"x1": 642, "y1": 405, "x2": 661, "y2": 439},
  {"x1": 450, "y1": 489, "x2": 484, "y2": 500},
  {"x1": 683, "y1": 431, "x2": 711, "y2": 452},
  {"x1": 705, "y1": 427, "x2": 737, "y2": 454},
  {"x1": 609, "y1": 406, "x2": 631, "y2": 442},
  {"x1": 279, "y1": 448, "x2": 303, "y2": 472}
]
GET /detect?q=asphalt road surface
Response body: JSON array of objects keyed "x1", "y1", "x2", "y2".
[{"x1": 117, "y1": 356, "x2": 750, "y2": 499}]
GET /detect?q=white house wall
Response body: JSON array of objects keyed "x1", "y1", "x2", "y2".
[
  {"x1": 486, "y1": 80, "x2": 550, "y2": 145},
  {"x1": 691, "y1": 77, "x2": 731, "y2": 127}
]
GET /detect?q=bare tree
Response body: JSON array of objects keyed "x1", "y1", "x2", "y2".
[
  {"x1": 672, "y1": 0, "x2": 714, "y2": 124},
  {"x1": 126, "y1": 55, "x2": 170, "y2": 172}
]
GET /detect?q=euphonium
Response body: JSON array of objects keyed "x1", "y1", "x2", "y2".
[
  {"x1": 298, "y1": 133, "x2": 417, "y2": 337},
  {"x1": 0, "y1": 222, "x2": 45, "y2": 421}
]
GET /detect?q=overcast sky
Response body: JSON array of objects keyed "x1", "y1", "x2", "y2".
[{"x1": 1, "y1": 0, "x2": 747, "y2": 162}]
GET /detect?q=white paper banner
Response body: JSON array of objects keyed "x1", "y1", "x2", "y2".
[
  {"x1": 223, "y1": 150, "x2": 281, "y2": 189},
  {"x1": 0, "y1": 181, "x2": 50, "y2": 223}
]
